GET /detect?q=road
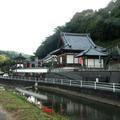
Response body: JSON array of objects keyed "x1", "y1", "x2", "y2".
[{"x1": 0, "y1": 109, "x2": 7, "y2": 120}]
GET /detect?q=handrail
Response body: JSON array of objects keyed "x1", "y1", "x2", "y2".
[{"x1": 0, "y1": 76, "x2": 120, "y2": 93}]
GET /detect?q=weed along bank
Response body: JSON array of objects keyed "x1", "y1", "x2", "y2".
[{"x1": 0, "y1": 86, "x2": 68, "y2": 120}]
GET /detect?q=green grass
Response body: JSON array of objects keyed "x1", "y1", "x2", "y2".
[{"x1": 0, "y1": 88, "x2": 68, "y2": 120}]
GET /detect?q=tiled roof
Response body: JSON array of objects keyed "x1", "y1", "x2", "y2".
[
  {"x1": 76, "y1": 47, "x2": 107, "y2": 57},
  {"x1": 14, "y1": 54, "x2": 26, "y2": 60},
  {"x1": 61, "y1": 32, "x2": 96, "y2": 50},
  {"x1": 49, "y1": 32, "x2": 107, "y2": 56}
]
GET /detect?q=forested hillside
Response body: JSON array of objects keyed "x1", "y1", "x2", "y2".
[
  {"x1": 0, "y1": 50, "x2": 19, "y2": 59},
  {"x1": 0, "y1": 50, "x2": 30, "y2": 59},
  {"x1": 36, "y1": 0, "x2": 120, "y2": 59}
]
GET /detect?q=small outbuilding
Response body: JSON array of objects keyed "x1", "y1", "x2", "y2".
[{"x1": 14, "y1": 53, "x2": 26, "y2": 68}]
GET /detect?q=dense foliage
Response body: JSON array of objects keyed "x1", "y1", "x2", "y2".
[
  {"x1": 35, "y1": 0, "x2": 120, "y2": 59},
  {"x1": 0, "y1": 55, "x2": 14, "y2": 72},
  {"x1": 0, "y1": 51, "x2": 30, "y2": 72}
]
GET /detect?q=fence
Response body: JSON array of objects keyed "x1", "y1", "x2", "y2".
[{"x1": 1, "y1": 76, "x2": 120, "y2": 93}]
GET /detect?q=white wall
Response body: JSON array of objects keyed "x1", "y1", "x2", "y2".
[
  {"x1": 66, "y1": 55, "x2": 74, "y2": 64},
  {"x1": 60, "y1": 56, "x2": 62, "y2": 64},
  {"x1": 13, "y1": 68, "x2": 48, "y2": 73},
  {"x1": 88, "y1": 59, "x2": 94, "y2": 68},
  {"x1": 94, "y1": 59, "x2": 103, "y2": 68},
  {"x1": 85, "y1": 58, "x2": 104, "y2": 68},
  {"x1": 74, "y1": 58, "x2": 78, "y2": 64},
  {"x1": 17, "y1": 64, "x2": 24, "y2": 68}
]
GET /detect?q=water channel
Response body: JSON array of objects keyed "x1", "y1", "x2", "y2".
[{"x1": 26, "y1": 89, "x2": 120, "y2": 120}]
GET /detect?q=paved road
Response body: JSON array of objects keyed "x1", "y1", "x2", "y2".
[{"x1": 0, "y1": 109, "x2": 7, "y2": 120}]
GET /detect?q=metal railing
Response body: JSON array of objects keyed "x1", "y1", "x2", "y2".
[{"x1": 1, "y1": 76, "x2": 120, "y2": 93}]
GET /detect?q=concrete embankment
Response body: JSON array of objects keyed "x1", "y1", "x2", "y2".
[{"x1": 38, "y1": 85, "x2": 120, "y2": 108}]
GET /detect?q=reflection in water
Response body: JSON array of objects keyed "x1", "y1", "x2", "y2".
[{"x1": 27, "y1": 89, "x2": 120, "y2": 120}]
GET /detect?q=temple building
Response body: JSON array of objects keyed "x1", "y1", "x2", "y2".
[
  {"x1": 43, "y1": 32, "x2": 107, "y2": 68},
  {"x1": 14, "y1": 53, "x2": 26, "y2": 68}
]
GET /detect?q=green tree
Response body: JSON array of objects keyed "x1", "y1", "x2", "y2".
[{"x1": 35, "y1": 0, "x2": 120, "y2": 59}]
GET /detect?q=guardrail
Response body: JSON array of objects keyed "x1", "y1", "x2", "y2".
[{"x1": 1, "y1": 76, "x2": 120, "y2": 93}]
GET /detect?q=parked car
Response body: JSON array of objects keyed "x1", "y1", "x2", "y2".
[{"x1": 3, "y1": 73, "x2": 9, "y2": 77}]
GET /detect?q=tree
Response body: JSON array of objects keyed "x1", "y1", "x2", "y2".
[{"x1": 35, "y1": 0, "x2": 120, "y2": 59}]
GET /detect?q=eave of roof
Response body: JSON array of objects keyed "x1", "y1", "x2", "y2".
[
  {"x1": 50, "y1": 48, "x2": 83, "y2": 55},
  {"x1": 14, "y1": 57, "x2": 26, "y2": 60},
  {"x1": 14, "y1": 54, "x2": 26, "y2": 60},
  {"x1": 76, "y1": 47, "x2": 107, "y2": 57}
]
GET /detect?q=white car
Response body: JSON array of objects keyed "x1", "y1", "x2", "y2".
[{"x1": 3, "y1": 73, "x2": 9, "y2": 77}]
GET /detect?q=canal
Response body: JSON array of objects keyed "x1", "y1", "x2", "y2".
[{"x1": 27, "y1": 89, "x2": 120, "y2": 120}]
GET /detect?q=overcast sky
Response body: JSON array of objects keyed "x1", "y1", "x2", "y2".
[{"x1": 0, "y1": 0, "x2": 111, "y2": 55}]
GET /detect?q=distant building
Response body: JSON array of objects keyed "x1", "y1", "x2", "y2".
[
  {"x1": 43, "y1": 32, "x2": 107, "y2": 68},
  {"x1": 42, "y1": 55, "x2": 57, "y2": 67},
  {"x1": 13, "y1": 55, "x2": 48, "y2": 77},
  {"x1": 23, "y1": 56, "x2": 42, "y2": 68},
  {"x1": 14, "y1": 53, "x2": 26, "y2": 68}
]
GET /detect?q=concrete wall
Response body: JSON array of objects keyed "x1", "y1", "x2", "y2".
[
  {"x1": 78, "y1": 71, "x2": 120, "y2": 83},
  {"x1": 49, "y1": 71, "x2": 120, "y2": 83}
]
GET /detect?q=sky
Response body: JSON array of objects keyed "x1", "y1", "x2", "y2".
[{"x1": 0, "y1": 0, "x2": 111, "y2": 55}]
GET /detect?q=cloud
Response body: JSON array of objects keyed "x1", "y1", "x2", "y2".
[{"x1": 0, "y1": 0, "x2": 111, "y2": 54}]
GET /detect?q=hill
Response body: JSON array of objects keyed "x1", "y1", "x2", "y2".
[
  {"x1": 0, "y1": 50, "x2": 30, "y2": 59},
  {"x1": 35, "y1": 0, "x2": 120, "y2": 59}
]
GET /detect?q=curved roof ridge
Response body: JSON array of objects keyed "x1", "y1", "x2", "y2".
[
  {"x1": 86, "y1": 35, "x2": 96, "y2": 48},
  {"x1": 76, "y1": 47, "x2": 107, "y2": 57},
  {"x1": 82, "y1": 47, "x2": 92, "y2": 55},
  {"x1": 61, "y1": 32, "x2": 90, "y2": 36},
  {"x1": 63, "y1": 33, "x2": 71, "y2": 47},
  {"x1": 94, "y1": 46, "x2": 105, "y2": 52}
]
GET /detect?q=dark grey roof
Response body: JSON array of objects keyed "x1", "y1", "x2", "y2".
[
  {"x1": 61, "y1": 32, "x2": 96, "y2": 50},
  {"x1": 14, "y1": 53, "x2": 26, "y2": 60},
  {"x1": 49, "y1": 48, "x2": 61, "y2": 55},
  {"x1": 49, "y1": 32, "x2": 107, "y2": 55},
  {"x1": 76, "y1": 47, "x2": 107, "y2": 57}
]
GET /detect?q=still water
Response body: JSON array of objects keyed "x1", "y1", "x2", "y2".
[{"x1": 28, "y1": 89, "x2": 120, "y2": 120}]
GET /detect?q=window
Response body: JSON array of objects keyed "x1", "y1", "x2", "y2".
[
  {"x1": 74, "y1": 58, "x2": 78, "y2": 64},
  {"x1": 88, "y1": 59, "x2": 94, "y2": 68},
  {"x1": 94, "y1": 59, "x2": 100, "y2": 68},
  {"x1": 60, "y1": 56, "x2": 62, "y2": 64},
  {"x1": 67, "y1": 55, "x2": 74, "y2": 64}
]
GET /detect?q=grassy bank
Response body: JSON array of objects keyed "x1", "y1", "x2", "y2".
[{"x1": 0, "y1": 87, "x2": 68, "y2": 120}]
